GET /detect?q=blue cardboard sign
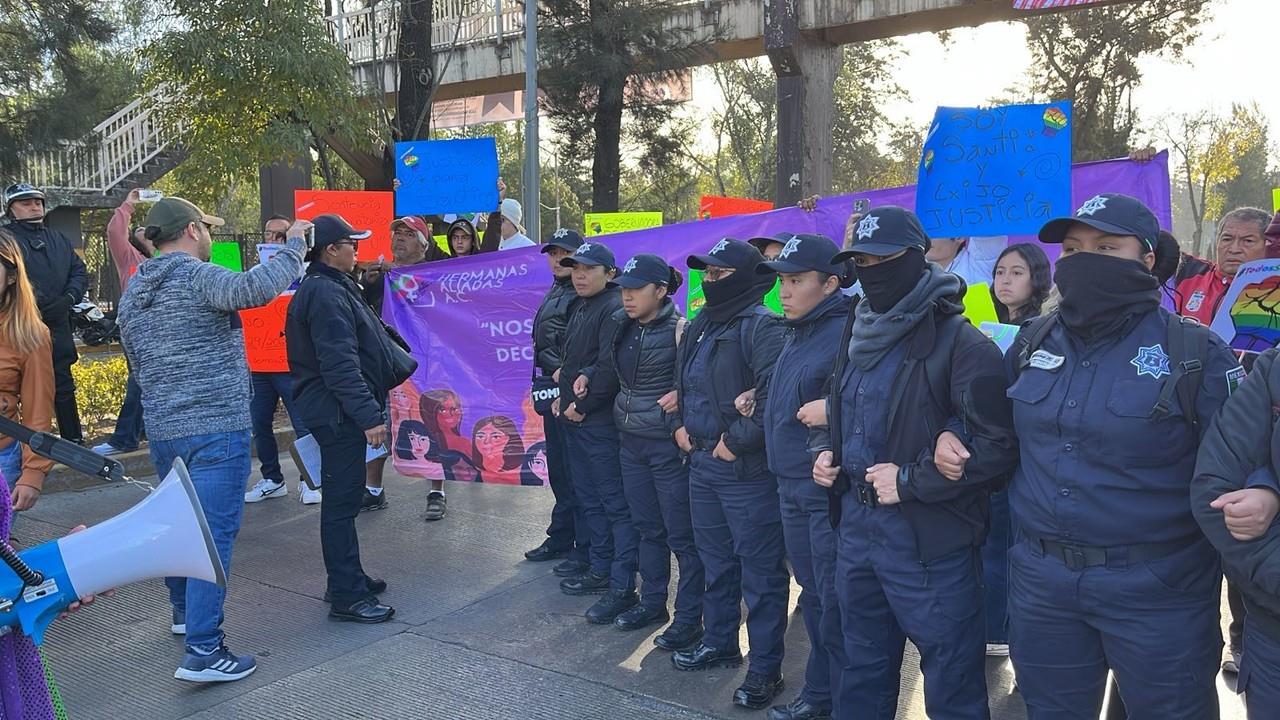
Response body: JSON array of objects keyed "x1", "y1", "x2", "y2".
[
  {"x1": 394, "y1": 137, "x2": 499, "y2": 216},
  {"x1": 915, "y1": 101, "x2": 1072, "y2": 238}
]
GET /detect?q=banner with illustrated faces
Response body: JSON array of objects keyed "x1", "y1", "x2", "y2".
[{"x1": 381, "y1": 155, "x2": 1171, "y2": 485}]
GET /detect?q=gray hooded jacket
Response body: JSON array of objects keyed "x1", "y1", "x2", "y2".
[{"x1": 116, "y1": 237, "x2": 305, "y2": 441}]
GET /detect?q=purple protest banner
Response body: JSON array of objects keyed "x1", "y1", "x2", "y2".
[{"x1": 383, "y1": 153, "x2": 1171, "y2": 484}]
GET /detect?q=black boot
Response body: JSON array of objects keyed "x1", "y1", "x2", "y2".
[
  {"x1": 559, "y1": 570, "x2": 610, "y2": 596},
  {"x1": 670, "y1": 642, "x2": 742, "y2": 671},
  {"x1": 767, "y1": 696, "x2": 831, "y2": 720},
  {"x1": 524, "y1": 539, "x2": 571, "y2": 562},
  {"x1": 585, "y1": 589, "x2": 638, "y2": 624},
  {"x1": 553, "y1": 559, "x2": 589, "y2": 578},
  {"x1": 734, "y1": 670, "x2": 784, "y2": 709},
  {"x1": 614, "y1": 605, "x2": 669, "y2": 631},
  {"x1": 653, "y1": 622, "x2": 703, "y2": 651}
]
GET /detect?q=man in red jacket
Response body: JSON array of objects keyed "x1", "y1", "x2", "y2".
[{"x1": 1173, "y1": 206, "x2": 1272, "y2": 324}]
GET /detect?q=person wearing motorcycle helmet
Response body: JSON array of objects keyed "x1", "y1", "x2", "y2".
[{"x1": 3, "y1": 183, "x2": 87, "y2": 445}]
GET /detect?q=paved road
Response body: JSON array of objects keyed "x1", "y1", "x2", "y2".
[{"x1": 17, "y1": 458, "x2": 1248, "y2": 719}]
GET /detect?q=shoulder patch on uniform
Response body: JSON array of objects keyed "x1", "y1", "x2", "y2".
[
  {"x1": 1029, "y1": 349, "x2": 1064, "y2": 371},
  {"x1": 1226, "y1": 365, "x2": 1246, "y2": 395},
  {"x1": 1130, "y1": 344, "x2": 1171, "y2": 380},
  {"x1": 1186, "y1": 290, "x2": 1205, "y2": 313}
]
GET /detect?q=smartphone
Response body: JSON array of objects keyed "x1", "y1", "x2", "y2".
[
  {"x1": 305, "y1": 226, "x2": 315, "y2": 248},
  {"x1": 138, "y1": 189, "x2": 163, "y2": 202},
  {"x1": 853, "y1": 198, "x2": 870, "y2": 214}
]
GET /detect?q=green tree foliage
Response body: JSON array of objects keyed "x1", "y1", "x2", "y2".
[
  {"x1": 700, "y1": 40, "x2": 917, "y2": 202},
  {"x1": 539, "y1": 0, "x2": 717, "y2": 213},
  {"x1": 144, "y1": 0, "x2": 380, "y2": 208},
  {"x1": 1160, "y1": 102, "x2": 1268, "y2": 251},
  {"x1": 1021, "y1": 0, "x2": 1210, "y2": 162},
  {"x1": 0, "y1": 0, "x2": 123, "y2": 176}
]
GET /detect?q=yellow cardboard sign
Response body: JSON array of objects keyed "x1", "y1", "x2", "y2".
[
  {"x1": 963, "y1": 282, "x2": 999, "y2": 326},
  {"x1": 1272, "y1": 188, "x2": 1279, "y2": 213},
  {"x1": 584, "y1": 212, "x2": 663, "y2": 237}
]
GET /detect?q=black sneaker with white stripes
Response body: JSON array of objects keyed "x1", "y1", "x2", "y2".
[{"x1": 174, "y1": 644, "x2": 257, "y2": 683}]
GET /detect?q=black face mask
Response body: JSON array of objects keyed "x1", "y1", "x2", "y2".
[
  {"x1": 857, "y1": 249, "x2": 927, "y2": 313},
  {"x1": 1054, "y1": 252, "x2": 1159, "y2": 341},
  {"x1": 702, "y1": 265, "x2": 769, "y2": 322}
]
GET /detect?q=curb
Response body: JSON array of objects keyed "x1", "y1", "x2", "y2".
[{"x1": 41, "y1": 427, "x2": 299, "y2": 494}]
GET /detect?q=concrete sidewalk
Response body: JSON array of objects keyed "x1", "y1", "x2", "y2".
[{"x1": 18, "y1": 457, "x2": 1248, "y2": 720}]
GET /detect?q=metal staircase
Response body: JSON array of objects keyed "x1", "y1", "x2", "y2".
[{"x1": 20, "y1": 92, "x2": 182, "y2": 210}]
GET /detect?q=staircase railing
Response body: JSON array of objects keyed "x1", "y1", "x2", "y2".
[
  {"x1": 327, "y1": 0, "x2": 525, "y2": 67},
  {"x1": 23, "y1": 90, "x2": 173, "y2": 195}
]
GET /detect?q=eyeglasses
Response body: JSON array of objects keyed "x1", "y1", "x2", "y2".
[
  {"x1": 333, "y1": 240, "x2": 360, "y2": 249},
  {"x1": 263, "y1": 230, "x2": 286, "y2": 241},
  {"x1": 704, "y1": 266, "x2": 736, "y2": 281}
]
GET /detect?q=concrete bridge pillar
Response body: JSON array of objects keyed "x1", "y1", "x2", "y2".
[{"x1": 766, "y1": 0, "x2": 838, "y2": 207}]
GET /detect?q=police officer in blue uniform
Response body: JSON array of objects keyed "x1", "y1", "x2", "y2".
[
  {"x1": 812, "y1": 206, "x2": 1017, "y2": 719},
  {"x1": 756, "y1": 233, "x2": 852, "y2": 720},
  {"x1": 610, "y1": 254, "x2": 705, "y2": 650},
  {"x1": 998, "y1": 194, "x2": 1239, "y2": 719},
  {"x1": 670, "y1": 238, "x2": 789, "y2": 710},
  {"x1": 526, "y1": 229, "x2": 588, "y2": 576},
  {"x1": 553, "y1": 241, "x2": 640, "y2": 625}
]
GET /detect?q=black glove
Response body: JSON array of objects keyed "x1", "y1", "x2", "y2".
[{"x1": 39, "y1": 293, "x2": 74, "y2": 319}]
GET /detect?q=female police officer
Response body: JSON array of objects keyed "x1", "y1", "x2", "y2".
[
  {"x1": 983, "y1": 193, "x2": 1240, "y2": 718},
  {"x1": 755, "y1": 233, "x2": 851, "y2": 720},
  {"x1": 670, "y1": 238, "x2": 788, "y2": 711},
  {"x1": 812, "y1": 206, "x2": 1017, "y2": 719},
  {"x1": 552, "y1": 241, "x2": 640, "y2": 626},
  {"x1": 610, "y1": 254, "x2": 705, "y2": 650}
]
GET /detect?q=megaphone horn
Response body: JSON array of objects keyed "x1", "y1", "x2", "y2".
[{"x1": 0, "y1": 457, "x2": 225, "y2": 644}]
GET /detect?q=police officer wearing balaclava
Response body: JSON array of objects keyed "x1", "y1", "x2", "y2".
[
  {"x1": 670, "y1": 238, "x2": 788, "y2": 710},
  {"x1": 812, "y1": 206, "x2": 1017, "y2": 719}
]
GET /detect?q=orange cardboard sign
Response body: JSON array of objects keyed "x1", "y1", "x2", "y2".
[
  {"x1": 241, "y1": 294, "x2": 292, "y2": 373},
  {"x1": 294, "y1": 190, "x2": 395, "y2": 265},
  {"x1": 699, "y1": 195, "x2": 773, "y2": 220}
]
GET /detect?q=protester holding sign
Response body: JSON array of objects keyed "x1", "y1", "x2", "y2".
[
  {"x1": 525, "y1": 229, "x2": 588, "y2": 572},
  {"x1": 92, "y1": 188, "x2": 154, "y2": 457},
  {"x1": 811, "y1": 206, "x2": 1014, "y2": 718},
  {"x1": 244, "y1": 214, "x2": 316, "y2": 507},
  {"x1": 362, "y1": 215, "x2": 443, "y2": 515},
  {"x1": 286, "y1": 215, "x2": 397, "y2": 625},
  {"x1": 670, "y1": 239, "x2": 788, "y2": 711},
  {"x1": 926, "y1": 235, "x2": 1007, "y2": 287},
  {"x1": 1192, "y1": 348, "x2": 1280, "y2": 718},
  {"x1": 609, "y1": 254, "x2": 705, "y2": 644},
  {"x1": 1173, "y1": 207, "x2": 1272, "y2": 324},
  {"x1": 754, "y1": 234, "x2": 852, "y2": 720},
  {"x1": 996, "y1": 194, "x2": 1239, "y2": 718},
  {"x1": 496, "y1": 198, "x2": 535, "y2": 251},
  {"x1": 552, "y1": 242, "x2": 639, "y2": 626}
]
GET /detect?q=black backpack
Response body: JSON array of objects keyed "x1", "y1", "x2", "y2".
[{"x1": 1011, "y1": 311, "x2": 1211, "y2": 436}]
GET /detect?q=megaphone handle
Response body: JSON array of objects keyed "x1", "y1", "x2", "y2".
[{"x1": 0, "y1": 543, "x2": 41, "y2": 587}]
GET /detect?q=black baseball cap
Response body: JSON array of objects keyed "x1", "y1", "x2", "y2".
[
  {"x1": 1038, "y1": 193, "x2": 1160, "y2": 252},
  {"x1": 747, "y1": 232, "x2": 797, "y2": 256},
  {"x1": 831, "y1": 206, "x2": 931, "y2": 263},
  {"x1": 542, "y1": 228, "x2": 584, "y2": 253},
  {"x1": 615, "y1": 254, "x2": 671, "y2": 289},
  {"x1": 560, "y1": 240, "x2": 616, "y2": 269},
  {"x1": 757, "y1": 233, "x2": 843, "y2": 275},
  {"x1": 688, "y1": 238, "x2": 762, "y2": 271},
  {"x1": 311, "y1": 214, "x2": 372, "y2": 251}
]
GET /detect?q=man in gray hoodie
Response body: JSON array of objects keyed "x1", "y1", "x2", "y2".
[{"x1": 117, "y1": 197, "x2": 310, "y2": 683}]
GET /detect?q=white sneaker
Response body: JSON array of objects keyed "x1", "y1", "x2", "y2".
[
  {"x1": 299, "y1": 485, "x2": 322, "y2": 505},
  {"x1": 244, "y1": 478, "x2": 287, "y2": 503},
  {"x1": 90, "y1": 442, "x2": 125, "y2": 456},
  {"x1": 986, "y1": 643, "x2": 1010, "y2": 657}
]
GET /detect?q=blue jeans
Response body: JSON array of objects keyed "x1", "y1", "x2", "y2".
[
  {"x1": 0, "y1": 442, "x2": 20, "y2": 489},
  {"x1": 152, "y1": 430, "x2": 252, "y2": 653},
  {"x1": 250, "y1": 372, "x2": 308, "y2": 483},
  {"x1": 106, "y1": 373, "x2": 144, "y2": 451}
]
